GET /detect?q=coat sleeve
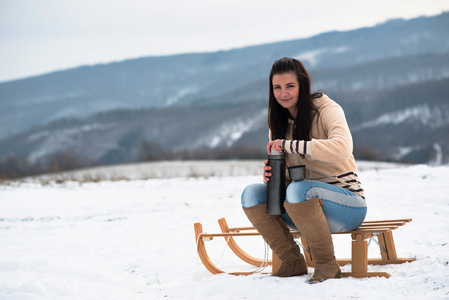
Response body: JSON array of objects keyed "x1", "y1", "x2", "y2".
[{"x1": 282, "y1": 104, "x2": 353, "y2": 162}]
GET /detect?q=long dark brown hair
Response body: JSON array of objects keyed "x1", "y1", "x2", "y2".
[{"x1": 268, "y1": 57, "x2": 321, "y2": 141}]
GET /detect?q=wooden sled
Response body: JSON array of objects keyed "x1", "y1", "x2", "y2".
[{"x1": 194, "y1": 218, "x2": 415, "y2": 278}]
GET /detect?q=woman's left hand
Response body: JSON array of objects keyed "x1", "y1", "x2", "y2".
[{"x1": 267, "y1": 139, "x2": 283, "y2": 153}]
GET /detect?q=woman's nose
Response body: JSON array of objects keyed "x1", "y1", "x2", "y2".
[{"x1": 280, "y1": 90, "x2": 289, "y2": 97}]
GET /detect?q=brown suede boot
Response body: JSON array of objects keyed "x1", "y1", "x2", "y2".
[
  {"x1": 243, "y1": 203, "x2": 307, "y2": 277},
  {"x1": 284, "y1": 197, "x2": 341, "y2": 283}
]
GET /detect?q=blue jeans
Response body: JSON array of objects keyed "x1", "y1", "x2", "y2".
[{"x1": 241, "y1": 180, "x2": 367, "y2": 233}]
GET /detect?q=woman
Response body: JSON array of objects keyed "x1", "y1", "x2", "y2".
[{"x1": 241, "y1": 57, "x2": 367, "y2": 283}]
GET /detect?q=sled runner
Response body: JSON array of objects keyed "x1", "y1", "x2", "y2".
[{"x1": 194, "y1": 218, "x2": 415, "y2": 278}]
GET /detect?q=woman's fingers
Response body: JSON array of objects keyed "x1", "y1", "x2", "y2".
[
  {"x1": 266, "y1": 141, "x2": 275, "y2": 153},
  {"x1": 263, "y1": 160, "x2": 272, "y2": 181},
  {"x1": 267, "y1": 139, "x2": 283, "y2": 153}
]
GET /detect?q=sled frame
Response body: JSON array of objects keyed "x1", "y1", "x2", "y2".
[{"x1": 194, "y1": 218, "x2": 415, "y2": 278}]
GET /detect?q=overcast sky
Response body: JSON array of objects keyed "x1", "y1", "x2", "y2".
[{"x1": 1, "y1": 0, "x2": 448, "y2": 82}]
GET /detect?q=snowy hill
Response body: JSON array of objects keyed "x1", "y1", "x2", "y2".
[{"x1": 1, "y1": 161, "x2": 448, "y2": 299}]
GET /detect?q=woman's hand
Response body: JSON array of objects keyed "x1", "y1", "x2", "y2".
[
  {"x1": 264, "y1": 140, "x2": 284, "y2": 182},
  {"x1": 263, "y1": 160, "x2": 272, "y2": 182},
  {"x1": 267, "y1": 139, "x2": 283, "y2": 153}
]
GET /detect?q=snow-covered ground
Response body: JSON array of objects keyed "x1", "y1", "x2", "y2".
[{"x1": 1, "y1": 161, "x2": 448, "y2": 299}]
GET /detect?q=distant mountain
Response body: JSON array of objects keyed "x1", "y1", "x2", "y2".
[{"x1": 1, "y1": 12, "x2": 449, "y2": 176}]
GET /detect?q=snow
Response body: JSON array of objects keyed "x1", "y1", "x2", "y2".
[
  {"x1": 27, "y1": 131, "x2": 50, "y2": 142},
  {"x1": 35, "y1": 160, "x2": 264, "y2": 182},
  {"x1": 1, "y1": 161, "x2": 449, "y2": 299},
  {"x1": 431, "y1": 143, "x2": 444, "y2": 166},
  {"x1": 294, "y1": 49, "x2": 325, "y2": 66},
  {"x1": 166, "y1": 87, "x2": 198, "y2": 105},
  {"x1": 294, "y1": 47, "x2": 348, "y2": 66},
  {"x1": 28, "y1": 123, "x2": 115, "y2": 161},
  {"x1": 316, "y1": 67, "x2": 449, "y2": 92},
  {"x1": 16, "y1": 93, "x2": 84, "y2": 106},
  {"x1": 193, "y1": 109, "x2": 267, "y2": 148},
  {"x1": 352, "y1": 104, "x2": 449, "y2": 132}
]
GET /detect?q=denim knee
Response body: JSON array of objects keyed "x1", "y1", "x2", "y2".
[
  {"x1": 241, "y1": 183, "x2": 267, "y2": 208},
  {"x1": 285, "y1": 181, "x2": 314, "y2": 204}
]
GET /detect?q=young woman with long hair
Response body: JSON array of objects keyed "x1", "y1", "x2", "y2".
[{"x1": 241, "y1": 57, "x2": 367, "y2": 283}]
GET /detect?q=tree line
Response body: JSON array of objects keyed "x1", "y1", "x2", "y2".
[{"x1": 0, "y1": 138, "x2": 385, "y2": 180}]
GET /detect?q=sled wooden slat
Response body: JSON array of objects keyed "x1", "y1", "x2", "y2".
[
  {"x1": 216, "y1": 218, "x2": 270, "y2": 268},
  {"x1": 362, "y1": 219, "x2": 412, "y2": 224},
  {"x1": 194, "y1": 217, "x2": 415, "y2": 278},
  {"x1": 194, "y1": 222, "x2": 264, "y2": 276}
]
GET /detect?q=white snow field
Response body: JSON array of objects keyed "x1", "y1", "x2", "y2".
[{"x1": 1, "y1": 161, "x2": 448, "y2": 299}]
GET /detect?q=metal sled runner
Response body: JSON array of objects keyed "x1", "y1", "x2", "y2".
[{"x1": 194, "y1": 218, "x2": 415, "y2": 278}]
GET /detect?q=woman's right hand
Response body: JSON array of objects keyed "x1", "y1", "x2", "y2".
[{"x1": 263, "y1": 160, "x2": 272, "y2": 182}]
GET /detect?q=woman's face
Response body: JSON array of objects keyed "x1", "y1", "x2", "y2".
[{"x1": 272, "y1": 72, "x2": 300, "y2": 118}]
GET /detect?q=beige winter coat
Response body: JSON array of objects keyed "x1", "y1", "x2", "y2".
[{"x1": 270, "y1": 94, "x2": 365, "y2": 199}]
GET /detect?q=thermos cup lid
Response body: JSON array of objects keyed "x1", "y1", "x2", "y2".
[
  {"x1": 288, "y1": 165, "x2": 306, "y2": 182},
  {"x1": 269, "y1": 147, "x2": 284, "y2": 156}
]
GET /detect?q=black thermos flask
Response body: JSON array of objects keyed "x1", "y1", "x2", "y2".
[{"x1": 267, "y1": 148, "x2": 285, "y2": 215}]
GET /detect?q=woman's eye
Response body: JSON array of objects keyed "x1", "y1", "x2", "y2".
[{"x1": 273, "y1": 86, "x2": 280, "y2": 89}]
